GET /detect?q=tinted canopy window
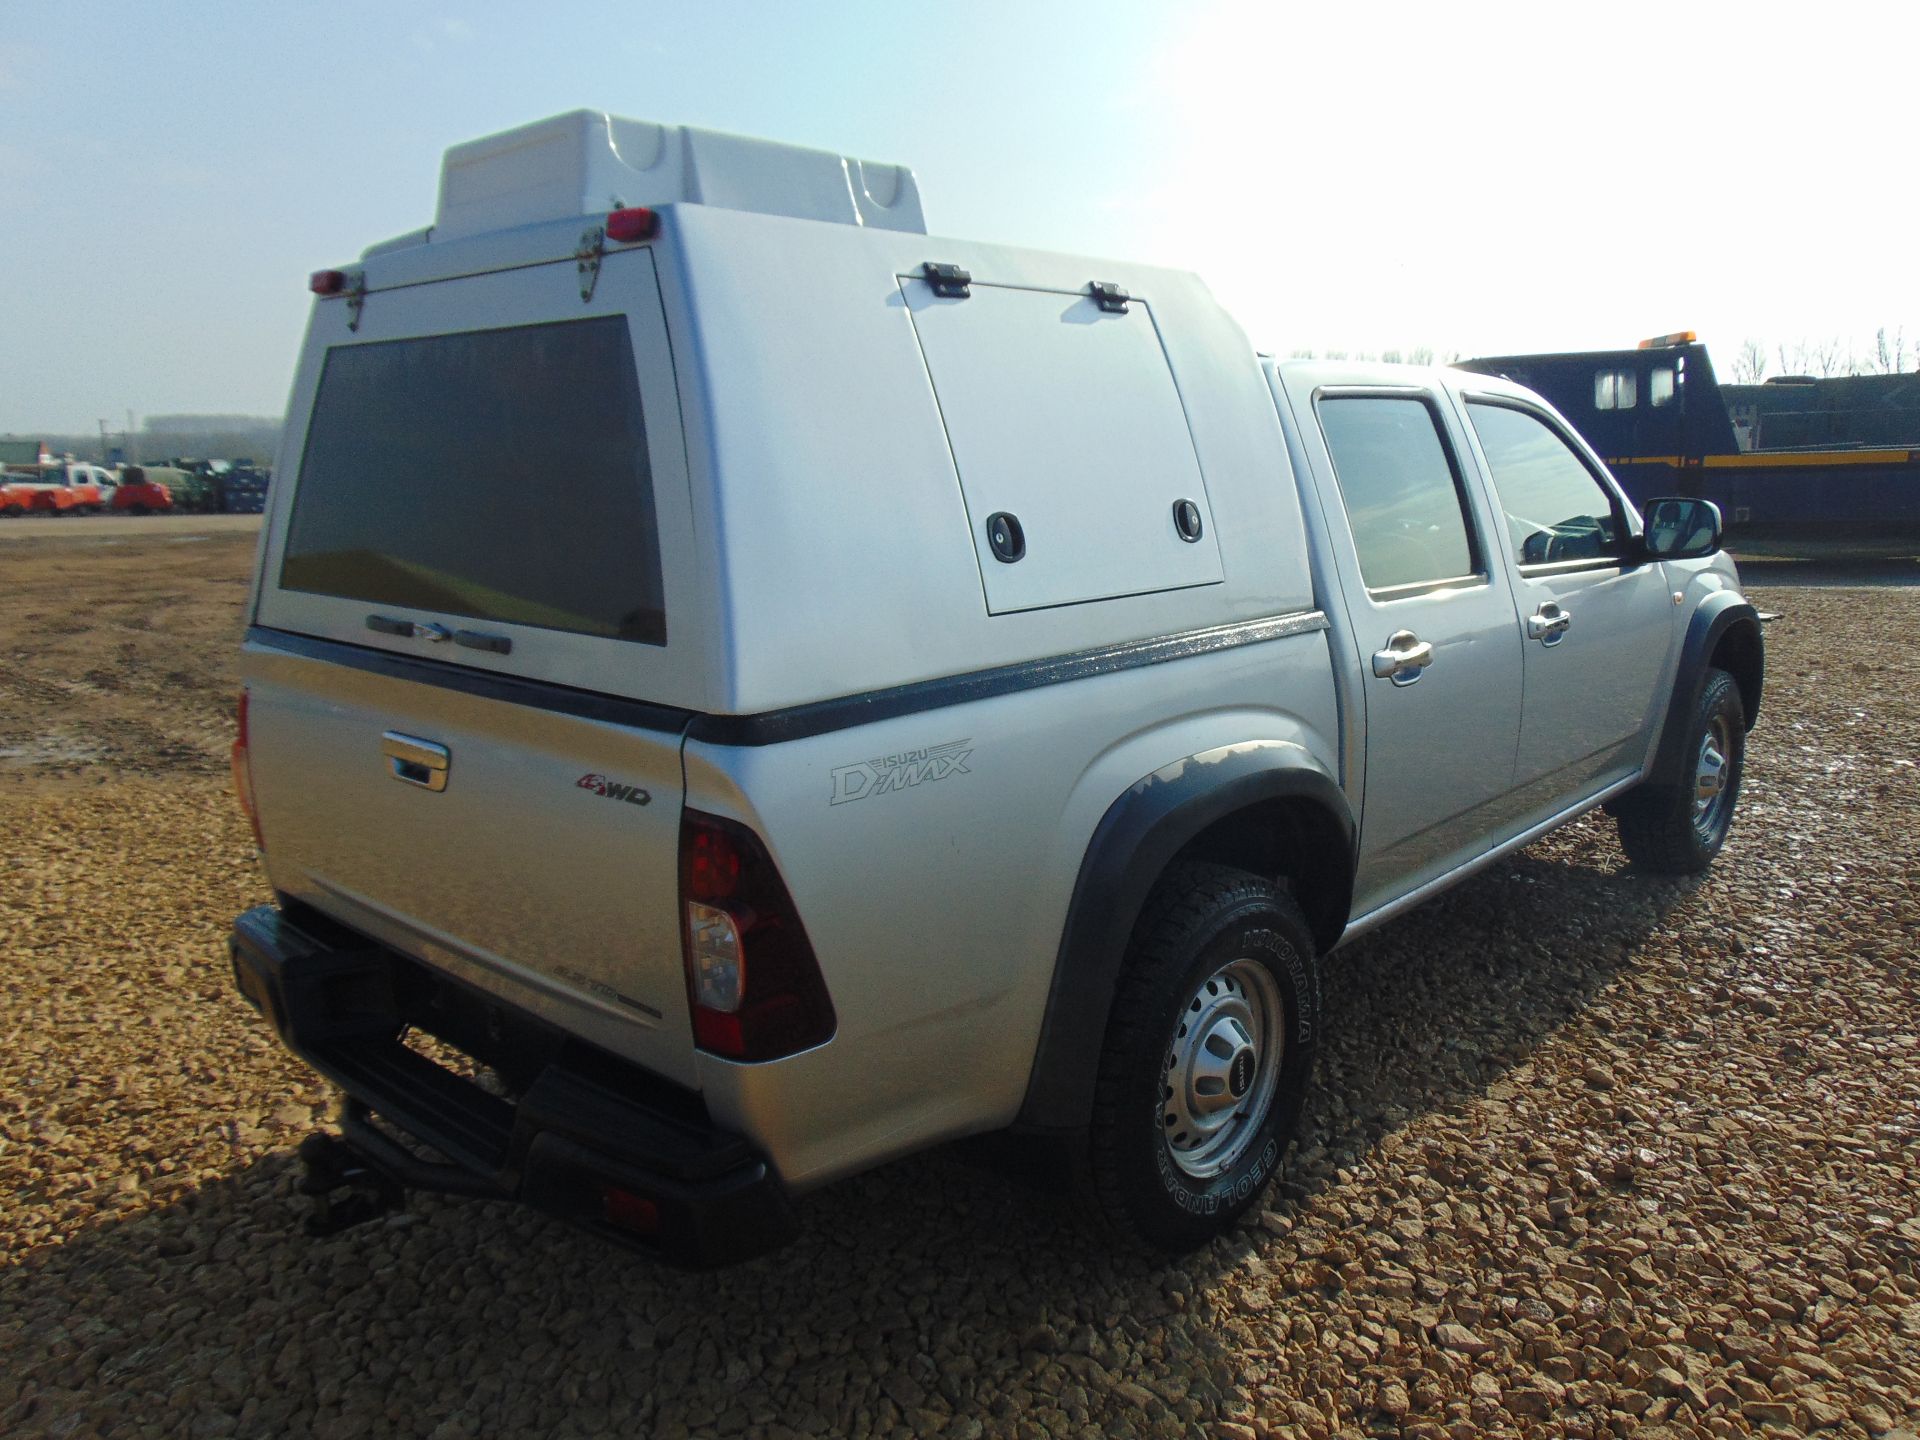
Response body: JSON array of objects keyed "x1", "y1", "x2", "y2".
[
  {"x1": 1317, "y1": 396, "x2": 1479, "y2": 591},
  {"x1": 281, "y1": 317, "x2": 665, "y2": 645},
  {"x1": 1466, "y1": 402, "x2": 1624, "y2": 567}
]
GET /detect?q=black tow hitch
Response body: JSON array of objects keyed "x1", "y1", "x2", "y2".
[
  {"x1": 296, "y1": 1132, "x2": 406, "y2": 1236},
  {"x1": 294, "y1": 1099, "x2": 503, "y2": 1237}
]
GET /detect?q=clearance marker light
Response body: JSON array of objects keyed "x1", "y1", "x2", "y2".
[{"x1": 605, "y1": 206, "x2": 659, "y2": 243}]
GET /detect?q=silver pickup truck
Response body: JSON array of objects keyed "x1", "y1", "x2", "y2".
[{"x1": 227, "y1": 112, "x2": 1762, "y2": 1266}]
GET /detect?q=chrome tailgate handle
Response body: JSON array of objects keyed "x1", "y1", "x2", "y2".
[
  {"x1": 1527, "y1": 602, "x2": 1573, "y2": 645},
  {"x1": 382, "y1": 731, "x2": 450, "y2": 791},
  {"x1": 1371, "y1": 630, "x2": 1434, "y2": 686}
]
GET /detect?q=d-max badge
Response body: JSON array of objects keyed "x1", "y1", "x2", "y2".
[{"x1": 830, "y1": 739, "x2": 972, "y2": 806}]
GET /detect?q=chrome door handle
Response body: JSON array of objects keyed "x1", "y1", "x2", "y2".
[
  {"x1": 382, "y1": 731, "x2": 450, "y2": 791},
  {"x1": 1371, "y1": 630, "x2": 1434, "y2": 685},
  {"x1": 1527, "y1": 602, "x2": 1573, "y2": 645}
]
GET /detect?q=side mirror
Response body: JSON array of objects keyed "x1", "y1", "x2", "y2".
[{"x1": 1641, "y1": 497, "x2": 1722, "y2": 560}]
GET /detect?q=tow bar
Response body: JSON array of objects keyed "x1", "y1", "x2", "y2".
[
  {"x1": 295, "y1": 1099, "x2": 500, "y2": 1237},
  {"x1": 296, "y1": 1133, "x2": 406, "y2": 1236}
]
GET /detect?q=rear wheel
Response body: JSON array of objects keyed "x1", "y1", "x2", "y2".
[
  {"x1": 1615, "y1": 667, "x2": 1745, "y2": 873},
  {"x1": 1081, "y1": 862, "x2": 1319, "y2": 1251}
]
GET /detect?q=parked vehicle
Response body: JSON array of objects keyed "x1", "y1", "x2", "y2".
[
  {"x1": 6, "y1": 461, "x2": 107, "y2": 514},
  {"x1": 221, "y1": 465, "x2": 269, "y2": 513},
  {"x1": 112, "y1": 465, "x2": 176, "y2": 514},
  {"x1": 150, "y1": 460, "x2": 222, "y2": 513},
  {"x1": 228, "y1": 111, "x2": 1763, "y2": 1266}
]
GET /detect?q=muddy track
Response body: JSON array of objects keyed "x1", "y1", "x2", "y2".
[{"x1": 0, "y1": 535, "x2": 251, "y2": 780}]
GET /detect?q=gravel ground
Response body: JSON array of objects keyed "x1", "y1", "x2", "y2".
[{"x1": 2, "y1": 535, "x2": 1916, "y2": 1440}]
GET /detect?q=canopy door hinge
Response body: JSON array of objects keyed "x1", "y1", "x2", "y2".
[
  {"x1": 923, "y1": 261, "x2": 972, "y2": 299},
  {"x1": 1089, "y1": 281, "x2": 1130, "y2": 314},
  {"x1": 576, "y1": 224, "x2": 606, "y2": 302},
  {"x1": 345, "y1": 272, "x2": 368, "y2": 332}
]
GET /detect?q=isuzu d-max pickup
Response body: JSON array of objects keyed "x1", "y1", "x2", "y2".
[{"x1": 227, "y1": 111, "x2": 1761, "y2": 1265}]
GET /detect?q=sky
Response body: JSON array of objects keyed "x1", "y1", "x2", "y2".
[{"x1": 1, "y1": 0, "x2": 1914, "y2": 433}]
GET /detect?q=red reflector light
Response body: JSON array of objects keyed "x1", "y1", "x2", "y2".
[
  {"x1": 231, "y1": 689, "x2": 266, "y2": 852},
  {"x1": 600, "y1": 1185, "x2": 661, "y2": 1235},
  {"x1": 680, "y1": 811, "x2": 835, "y2": 1062},
  {"x1": 605, "y1": 206, "x2": 658, "y2": 243},
  {"x1": 309, "y1": 269, "x2": 348, "y2": 295}
]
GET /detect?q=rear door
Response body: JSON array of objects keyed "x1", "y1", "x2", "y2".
[
  {"x1": 246, "y1": 246, "x2": 705, "y2": 1083},
  {"x1": 1455, "y1": 395, "x2": 1672, "y2": 818},
  {"x1": 1281, "y1": 374, "x2": 1525, "y2": 918}
]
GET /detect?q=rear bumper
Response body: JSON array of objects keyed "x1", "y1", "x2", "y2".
[{"x1": 228, "y1": 903, "x2": 797, "y2": 1267}]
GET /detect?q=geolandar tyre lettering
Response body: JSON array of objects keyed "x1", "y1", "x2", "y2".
[{"x1": 1082, "y1": 861, "x2": 1320, "y2": 1252}]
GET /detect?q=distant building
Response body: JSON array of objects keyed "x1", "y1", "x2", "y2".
[{"x1": 0, "y1": 438, "x2": 49, "y2": 467}]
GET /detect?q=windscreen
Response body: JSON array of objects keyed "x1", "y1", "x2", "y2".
[{"x1": 280, "y1": 316, "x2": 666, "y2": 645}]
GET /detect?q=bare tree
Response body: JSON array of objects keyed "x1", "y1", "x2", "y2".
[
  {"x1": 1871, "y1": 327, "x2": 1908, "y2": 374},
  {"x1": 1776, "y1": 338, "x2": 1844, "y2": 377},
  {"x1": 1408, "y1": 344, "x2": 1435, "y2": 366},
  {"x1": 1730, "y1": 339, "x2": 1768, "y2": 384}
]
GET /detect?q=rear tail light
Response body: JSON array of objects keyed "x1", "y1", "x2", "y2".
[
  {"x1": 231, "y1": 689, "x2": 266, "y2": 851},
  {"x1": 309, "y1": 269, "x2": 348, "y2": 295},
  {"x1": 679, "y1": 811, "x2": 835, "y2": 1061}
]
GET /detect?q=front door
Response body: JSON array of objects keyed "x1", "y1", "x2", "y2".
[
  {"x1": 1455, "y1": 397, "x2": 1674, "y2": 827},
  {"x1": 1283, "y1": 376, "x2": 1525, "y2": 919}
]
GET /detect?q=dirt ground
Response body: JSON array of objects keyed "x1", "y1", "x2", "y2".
[{"x1": 2, "y1": 531, "x2": 1916, "y2": 1440}]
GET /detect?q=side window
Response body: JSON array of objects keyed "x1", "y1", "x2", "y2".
[
  {"x1": 1317, "y1": 396, "x2": 1480, "y2": 592},
  {"x1": 1593, "y1": 368, "x2": 1638, "y2": 410},
  {"x1": 1466, "y1": 402, "x2": 1626, "y2": 567},
  {"x1": 1650, "y1": 366, "x2": 1675, "y2": 407}
]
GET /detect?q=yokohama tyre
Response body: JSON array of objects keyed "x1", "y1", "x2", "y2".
[
  {"x1": 1616, "y1": 666, "x2": 1746, "y2": 874},
  {"x1": 1082, "y1": 862, "x2": 1319, "y2": 1252}
]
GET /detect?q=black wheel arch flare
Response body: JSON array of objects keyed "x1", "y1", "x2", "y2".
[
  {"x1": 1013, "y1": 742, "x2": 1355, "y2": 1135},
  {"x1": 1646, "y1": 594, "x2": 1764, "y2": 791}
]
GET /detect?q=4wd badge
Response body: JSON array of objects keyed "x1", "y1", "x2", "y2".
[
  {"x1": 830, "y1": 739, "x2": 972, "y2": 806},
  {"x1": 577, "y1": 773, "x2": 651, "y2": 806}
]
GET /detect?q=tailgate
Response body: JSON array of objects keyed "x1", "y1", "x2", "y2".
[
  {"x1": 243, "y1": 241, "x2": 706, "y2": 1086},
  {"x1": 245, "y1": 641, "x2": 699, "y2": 1086}
]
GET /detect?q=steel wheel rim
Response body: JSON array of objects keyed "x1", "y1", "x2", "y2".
[
  {"x1": 1692, "y1": 714, "x2": 1733, "y2": 837},
  {"x1": 1161, "y1": 958, "x2": 1284, "y2": 1180}
]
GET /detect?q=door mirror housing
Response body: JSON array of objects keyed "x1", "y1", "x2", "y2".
[{"x1": 1641, "y1": 497, "x2": 1723, "y2": 560}]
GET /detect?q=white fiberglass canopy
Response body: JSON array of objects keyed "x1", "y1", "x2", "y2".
[{"x1": 431, "y1": 109, "x2": 926, "y2": 242}]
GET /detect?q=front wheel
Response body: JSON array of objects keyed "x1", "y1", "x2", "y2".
[
  {"x1": 1081, "y1": 862, "x2": 1320, "y2": 1252},
  {"x1": 1615, "y1": 666, "x2": 1746, "y2": 874}
]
